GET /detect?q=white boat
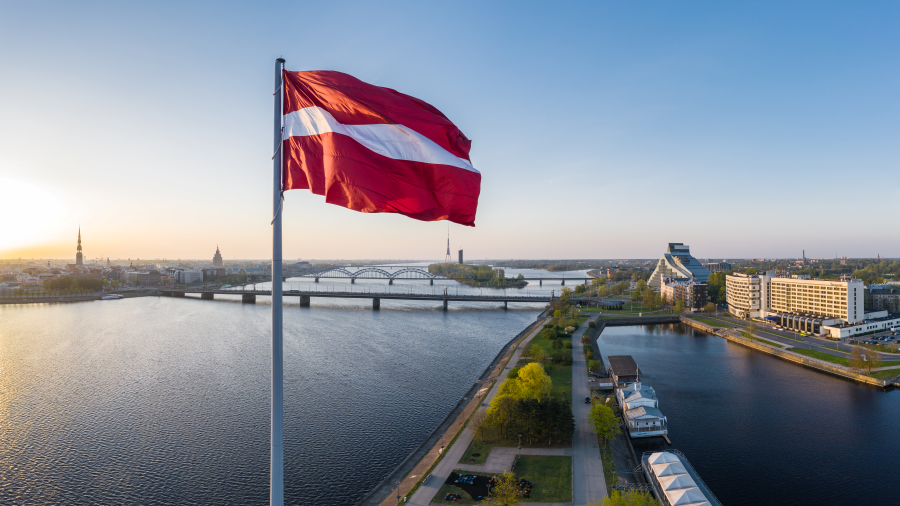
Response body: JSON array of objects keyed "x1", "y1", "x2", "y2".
[{"x1": 101, "y1": 294, "x2": 125, "y2": 300}]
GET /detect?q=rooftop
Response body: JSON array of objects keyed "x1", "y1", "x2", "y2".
[{"x1": 608, "y1": 355, "x2": 640, "y2": 376}]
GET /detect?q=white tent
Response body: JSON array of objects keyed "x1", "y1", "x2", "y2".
[
  {"x1": 666, "y1": 486, "x2": 711, "y2": 506},
  {"x1": 648, "y1": 452, "x2": 680, "y2": 465}
]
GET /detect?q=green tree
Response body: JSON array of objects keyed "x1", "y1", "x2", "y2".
[
  {"x1": 589, "y1": 489, "x2": 658, "y2": 506},
  {"x1": 468, "y1": 409, "x2": 487, "y2": 442},
  {"x1": 553, "y1": 310, "x2": 562, "y2": 318},
  {"x1": 490, "y1": 471, "x2": 521, "y2": 506},
  {"x1": 703, "y1": 302, "x2": 717, "y2": 314},
  {"x1": 674, "y1": 299, "x2": 685, "y2": 313},
  {"x1": 516, "y1": 363, "x2": 552, "y2": 401},
  {"x1": 587, "y1": 402, "x2": 620, "y2": 448},
  {"x1": 531, "y1": 347, "x2": 548, "y2": 366}
]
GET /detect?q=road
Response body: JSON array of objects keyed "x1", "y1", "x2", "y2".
[{"x1": 570, "y1": 316, "x2": 608, "y2": 504}]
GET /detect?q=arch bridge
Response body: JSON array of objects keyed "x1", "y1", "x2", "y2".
[{"x1": 301, "y1": 266, "x2": 473, "y2": 285}]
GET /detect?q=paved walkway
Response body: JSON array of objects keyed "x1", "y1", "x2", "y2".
[
  {"x1": 407, "y1": 319, "x2": 547, "y2": 506},
  {"x1": 456, "y1": 446, "x2": 573, "y2": 473},
  {"x1": 571, "y1": 317, "x2": 608, "y2": 505}
]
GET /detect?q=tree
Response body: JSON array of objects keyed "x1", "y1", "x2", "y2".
[
  {"x1": 587, "y1": 360, "x2": 600, "y2": 374},
  {"x1": 531, "y1": 347, "x2": 548, "y2": 366},
  {"x1": 487, "y1": 394, "x2": 519, "y2": 439},
  {"x1": 703, "y1": 302, "x2": 717, "y2": 314},
  {"x1": 589, "y1": 489, "x2": 658, "y2": 506},
  {"x1": 490, "y1": 471, "x2": 521, "y2": 506},
  {"x1": 553, "y1": 310, "x2": 562, "y2": 318},
  {"x1": 516, "y1": 363, "x2": 552, "y2": 401},
  {"x1": 587, "y1": 403, "x2": 620, "y2": 448},
  {"x1": 468, "y1": 409, "x2": 487, "y2": 442},
  {"x1": 741, "y1": 323, "x2": 757, "y2": 339},
  {"x1": 674, "y1": 299, "x2": 685, "y2": 313}
]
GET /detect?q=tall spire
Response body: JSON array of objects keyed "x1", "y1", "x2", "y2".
[
  {"x1": 444, "y1": 223, "x2": 452, "y2": 263},
  {"x1": 75, "y1": 225, "x2": 84, "y2": 266}
]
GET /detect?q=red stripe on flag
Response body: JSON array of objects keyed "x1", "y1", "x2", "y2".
[
  {"x1": 283, "y1": 71, "x2": 472, "y2": 162},
  {"x1": 284, "y1": 133, "x2": 481, "y2": 226}
]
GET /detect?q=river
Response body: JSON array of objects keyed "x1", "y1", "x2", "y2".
[
  {"x1": 599, "y1": 323, "x2": 899, "y2": 506},
  {"x1": 0, "y1": 267, "x2": 568, "y2": 505}
]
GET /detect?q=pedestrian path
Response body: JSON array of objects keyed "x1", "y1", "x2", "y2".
[
  {"x1": 456, "y1": 446, "x2": 573, "y2": 473},
  {"x1": 571, "y1": 316, "x2": 608, "y2": 505},
  {"x1": 406, "y1": 319, "x2": 547, "y2": 506}
]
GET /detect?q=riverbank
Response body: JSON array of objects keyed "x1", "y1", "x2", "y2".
[
  {"x1": 0, "y1": 291, "x2": 157, "y2": 304},
  {"x1": 680, "y1": 316, "x2": 898, "y2": 388},
  {"x1": 359, "y1": 316, "x2": 546, "y2": 506}
]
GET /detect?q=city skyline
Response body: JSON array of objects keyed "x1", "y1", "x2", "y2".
[{"x1": 2, "y1": 1, "x2": 898, "y2": 260}]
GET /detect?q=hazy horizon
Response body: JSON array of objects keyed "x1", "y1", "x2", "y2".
[{"x1": 2, "y1": 1, "x2": 897, "y2": 260}]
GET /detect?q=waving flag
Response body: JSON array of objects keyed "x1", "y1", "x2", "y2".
[{"x1": 281, "y1": 70, "x2": 481, "y2": 226}]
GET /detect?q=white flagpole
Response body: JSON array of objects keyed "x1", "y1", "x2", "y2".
[{"x1": 271, "y1": 57, "x2": 285, "y2": 506}]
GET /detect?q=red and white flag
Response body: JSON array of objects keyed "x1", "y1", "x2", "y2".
[{"x1": 281, "y1": 71, "x2": 480, "y2": 226}]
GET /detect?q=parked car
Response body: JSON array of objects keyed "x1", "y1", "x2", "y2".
[{"x1": 584, "y1": 396, "x2": 591, "y2": 404}]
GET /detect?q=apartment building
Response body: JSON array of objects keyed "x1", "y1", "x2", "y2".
[
  {"x1": 661, "y1": 277, "x2": 708, "y2": 310},
  {"x1": 768, "y1": 277, "x2": 864, "y2": 324}
]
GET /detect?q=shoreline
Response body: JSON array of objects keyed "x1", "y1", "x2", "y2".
[
  {"x1": 679, "y1": 316, "x2": 897, "y2": 388},
  {"x1": 358, "y1": 311, "x2": 547, "y2": 506}
]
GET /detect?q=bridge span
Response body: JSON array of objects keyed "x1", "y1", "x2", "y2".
[
  {"x1": 292, "y1": 266, "x2": 593, "y2": 286},
  {"x1": 160, "y1": 289, "x2": 554, "y2": 310}
]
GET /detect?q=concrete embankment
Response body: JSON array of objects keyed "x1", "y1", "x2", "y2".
[
  {"x1": 598, "y1": 315, "x2": 681, "y2": 326},
  {"x1": 679, "y1": 316, "x2": 891, "y2": 388}
]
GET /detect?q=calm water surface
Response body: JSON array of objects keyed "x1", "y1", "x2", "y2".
[
  {"x1": 0, "y1": 274, "x2": 548, "y2": 505},
  {"x1": 599, "y1": 324, "x2": 899, "y2": 506}
]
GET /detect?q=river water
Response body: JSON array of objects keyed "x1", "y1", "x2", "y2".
[
  {"x1": 4, "y1": 269, "x2": 896, "y2": 506},
  {"x1": 0, "y1": 267, "x2": 566, "y2": 505},
  {"x1": 599, "y1": 324, "x2": 899, "y2": 506}
]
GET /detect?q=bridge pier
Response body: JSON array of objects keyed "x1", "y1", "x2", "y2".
[
  {"x1": 504, "y1": 301, "x2": 508, "y2": 309},
  {"x1": 443, "y1": 299, "x2": 448, "y2": 311},
  {"x1": 241, "y1": 294, "x2": 256, "y2": 304},
  {"x1": 429, "y1": 279, "x2": 433, "y2": 285},
  {"x1": 561, "y1": 279, "x2": 565, "y2": 285},
  {"x1": 200, "y1": 292, "x2": 214, "y2": 300},
  {"x1": 315, "y1": 277, "x2": 319, "y2": 283},
  {"x1": 539, "y1": 279, "x2": 542, "y2": 286},
  {"x1": 389, "y1": 279, "x2": 393, "y2": 285},
  {"x1": 299, "y1": 295, "x2": 310, "y2": 307},
  {"x1": 351, "y1": 278, "x2": 355, "y2": 284},
  {"x1": 373, "y1": 297, "x2": 380, "y2": 310}
]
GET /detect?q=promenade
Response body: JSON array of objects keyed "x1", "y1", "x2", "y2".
[{"x1": 406, "y1": 316, "x2": 607, "y2": 506}]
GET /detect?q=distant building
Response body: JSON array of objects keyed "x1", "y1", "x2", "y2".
[
  {"x1": 458, "y1": 249, "x2": 464, "y2": 264},
  {"x1": 661, "y1": 277, "x2": 708, "y2": 310},
  {"x1": 124, "y1": 270, "x2": 161, "y2": 286},
  {"x1": 705, "y1": 261, "x2": 732, "y2": 273},
  {"x1": 213, "y1": 246, "x2": 224, "y2": 267},
  {"x1": 648, "y1": 243, "x2": 711, "y2": 288},
  {"x1": 177, "y1": 270, "x2": 203, "y2": 284},
  {"x1": 870, "y1": 288, "x2": 900, "y2": 313}
]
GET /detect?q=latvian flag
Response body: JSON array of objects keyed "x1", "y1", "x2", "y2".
[{"x1": 282, "y1": 71, "x2": 481, "y2": 226}]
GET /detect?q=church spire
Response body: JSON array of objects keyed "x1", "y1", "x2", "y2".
[{"x1": 75, "y1": 225, "x2": 84, "y2": 266}]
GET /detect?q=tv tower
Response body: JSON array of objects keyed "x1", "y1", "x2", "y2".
[{"x1": 444, "y1": 224, "x2": 451, "y2": 263}]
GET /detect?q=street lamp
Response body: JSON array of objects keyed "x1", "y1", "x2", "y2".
[
  {"x1": 396, "y1": 481, "x2": 402, "y2": 505},
  {"x1": 518, "y1": 434, "x2": 522, "y2": 449}
]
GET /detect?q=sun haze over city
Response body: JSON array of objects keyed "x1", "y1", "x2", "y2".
[{"x1": 1, "y1": 1, "x2": 897, "y2": 260}]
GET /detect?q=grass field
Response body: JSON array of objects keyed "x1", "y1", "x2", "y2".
[
  {"x1": 747, "y1": 336, "x2": 784, "y2": 348},
  {"x1": 432, "y1": 456, "x2": 573, "y2": 504},
  {"x1": 869, "y1": 368, "x2": 900, "y2": 380},
  {"x1": 515, "y1": 455, "x2": 573, "y2": 502},
  {"x1": 690, "y1": 316, "x2": 734, "y2": 327},
  {"x1": 790, "y1": 348, "x2": 850, "y2": 366}
]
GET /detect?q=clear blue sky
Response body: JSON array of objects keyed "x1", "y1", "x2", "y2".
[{"x1": 1, "y1": 1, "x2": 897, "y2": 261}]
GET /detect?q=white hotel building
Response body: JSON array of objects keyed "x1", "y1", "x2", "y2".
[{"x1": 726, "y1": 271, "x2": 899, "y2": 338}]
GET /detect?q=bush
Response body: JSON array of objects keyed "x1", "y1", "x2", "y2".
[
  {"x1": 508, "y1": 366, "x2": 522, "y2": 379},
  {"x1": 564, "y1": 342, "x2": 573, "y2": 349},
  {"x1": 552, "y1": 351, "x2": 573, "y2": 366},
  {"x1": 588, "y1": 321, "x2": 596, "y2": 328},
  {"x1": 581, "y1": 335, "x2": 590, "y2": 344}
]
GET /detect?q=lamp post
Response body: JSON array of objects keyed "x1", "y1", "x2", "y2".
[
  {"x1": 518, "y1": 434, "x2": 522, "y2": 449},
  {"x1": 396, "y1": 481, "x2": 401, "y2": 505}
]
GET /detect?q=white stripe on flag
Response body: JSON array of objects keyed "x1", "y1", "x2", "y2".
[{"x1": 283, "y1": 107, "x2": 478, "y2": 173}]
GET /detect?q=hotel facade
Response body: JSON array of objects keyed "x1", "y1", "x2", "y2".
[{"x1": 726, "y1": 271, "x2": 898, "y2": 338}]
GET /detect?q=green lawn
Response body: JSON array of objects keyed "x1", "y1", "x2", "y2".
[
  {"x1": 597, "y1": 437, "x2": 617, "y2": 494},
  {"x1": 432, "y1": 456, "x2": 572, "y2": 504},
  {"x1": 823, "y1": 345, "x2": 850, "y2": 354},
  {"x1": 515, "y1": 455, "x2": 573, "y2": 502},
  {"x1": 690, "y1": 316, "x2": 733, "y2": 327},
  {"x1": 790, "y1": 348, "x2": 850, "y2": 366},
  {"x1": 869, "y1": 368, "x2": 900, "y2": 380},
  {"x1": 747, "y1": 336, "x2": 784, "y2": 348}
]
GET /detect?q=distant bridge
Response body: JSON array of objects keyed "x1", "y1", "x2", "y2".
[
  {"x1": 160, "y1": 288, "x2": 555, "y2": 310},
  {"x1": 295, "y1": 266, "x2": 594, "y2": 286}
]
